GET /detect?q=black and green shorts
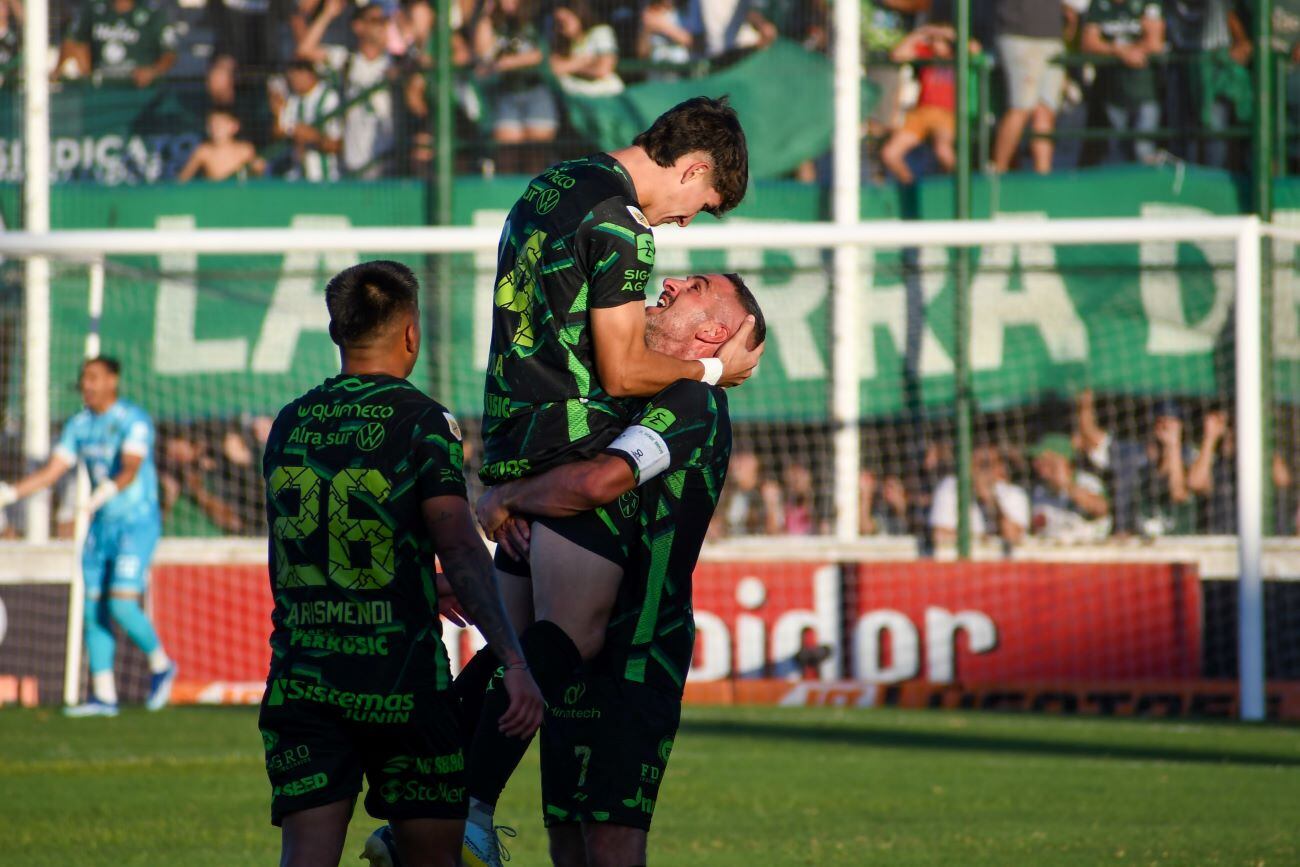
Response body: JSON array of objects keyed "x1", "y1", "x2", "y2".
[
  {"x1": 491, "y1": 493, "x2": 642, "y2": 576},
  {"x1": 539, "y1": 674, "x2": 681, "y2": 832},
  {"x1": 259, "y1": 683, "x2": 467, "y2": 826}
]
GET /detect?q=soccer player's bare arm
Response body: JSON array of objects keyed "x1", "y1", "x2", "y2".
[
  {"x1": 476, "y1": 453, "x2": 634, "y2": 539},
  {"x1": 176, "y1": 144, "x2": 209, "y2": 182},
  {"x1": 0, "y1": 453, "x2": 73, "y2": 505},
  {"x1": 479, "y1": 377, "x2": 724, "y2": 550},
  {"x1": 591, "y1": 300, "x2": 762, "y2": 395},
  {"x1": 421, "y1": 494, "x2": 543, "y2": 738},
  {"x1": 112, "y1": 452, "x2": 144, "y2": 491}
]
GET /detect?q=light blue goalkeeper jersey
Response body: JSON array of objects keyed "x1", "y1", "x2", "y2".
[{"x1": 54, "y1": 400, "x2": 161, "y2": 526}]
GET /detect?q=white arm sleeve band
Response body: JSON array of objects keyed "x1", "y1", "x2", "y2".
[
  {"x1": 121, "y1": 421, "x2": 151, "y2": 456},
  {"x1": 607, "y1": 425, "x2": 672, "y2": 484}
]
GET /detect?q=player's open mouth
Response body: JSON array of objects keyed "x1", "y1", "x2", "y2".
[{"x1": 656, "y1": 293, "x2": 673, "y2": 308}]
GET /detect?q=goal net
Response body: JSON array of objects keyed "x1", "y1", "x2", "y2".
[{"x1": 0, "y1": 217, "x2": 1296, "y2": 720}]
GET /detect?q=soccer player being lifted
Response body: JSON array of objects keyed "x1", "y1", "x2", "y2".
[
  {"x1": 0, "y1": 356, "x2": 177, "y2": 716},
  {"x1": 259, "y1": 261, "x2": 543, "y2": 867},
  {"x1": 458, "y1": 96, "x2": 759, "y2": 862},
  {"x1": 478, "y1": 272, "x2": 764, "y2": 867}
]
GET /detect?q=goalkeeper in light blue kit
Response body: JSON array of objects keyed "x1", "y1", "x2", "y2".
[{"x1": 0, "y1": 356, "x2": 176, "y2": 716}]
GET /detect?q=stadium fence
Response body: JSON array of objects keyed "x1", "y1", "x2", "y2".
[{"x1": 0, "y1": 217, "x2": 1296, "y2": 722}]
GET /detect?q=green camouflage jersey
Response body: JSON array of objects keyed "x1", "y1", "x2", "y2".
[
  {"x1": 1084, "y1": 0, "x2": 1162, "y2": 108},
  {"x1": 481, "y1": 153, "x2": 655, "y2": 485},
  {"x1": 262, "y1": 374, "x2": 466, "y2": 721},
  {"x1": 595, "y1": 379, "x2": 732, "y2": 696},
  {"x1": 69, "y1": 0, "x2": 177, "y2": 81}
]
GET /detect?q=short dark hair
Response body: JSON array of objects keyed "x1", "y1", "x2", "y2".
[
  {"x1": 287, "y1": 58, "x2": 316, "y2": 74},
  {"x1": 208, "y1": 104, "x2": 239, "y2": 122},
  {"x1": 83, "y1": 356, "x2": 121, "y2": 376},
  {"x1": 326, "y1": 260, "x2": 420, "y2": 347},
  {"x1": 723, "y1": 272, "x2": 765, "y2": 349},
  {"x1": 633, "y1": 96, "x2": 748, "y2": 215},
  {"x1": 353, "y1": 1, "x2": 387, "y2": 20}
]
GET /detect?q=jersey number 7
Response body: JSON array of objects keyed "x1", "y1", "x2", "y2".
[{"x1": 268, "y1": 466, "x2": 396, "y2": 591}]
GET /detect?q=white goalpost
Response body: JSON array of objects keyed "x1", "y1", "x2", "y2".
[
  {"x1": 0, "y1": 215, "x2": 1273, "y2": 720},
  {"x1": 60, "y1": 260, "x2": 105, "y2": 707}
]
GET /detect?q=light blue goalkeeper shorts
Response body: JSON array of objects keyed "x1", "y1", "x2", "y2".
[{"x1": 83, "y1": 514, "x2": 162, "y2": 597}]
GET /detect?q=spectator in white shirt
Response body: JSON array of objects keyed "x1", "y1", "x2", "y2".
[
  {"x1": 550, "y1": 0, "x2": 625, "y2": 95},
  {"x1": 274, "y1": 58, "x2": 342, "y2": 181},
  {"x1": 929, "y1": 442, "x2": 1029, "y2": 546},
  {"x1": 683, "y1": 0, "x2": 776, "y2": 62},
  {"x1": 1029, "y1": 432, "x2": 1111, "y2": 541},
  {"x1": 298, "y1": 0, "x2": 398, "y2": 178},
  {"x1": 639, "y1": 0, "x2": 694, "y2": 80}
]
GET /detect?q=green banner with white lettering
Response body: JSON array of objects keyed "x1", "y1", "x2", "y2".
[
  {"x1": 0, "y1": 83, "x2": 205, "y2": 183},
  {"x1": 450, "y1": 166, "x2": 1300, "y2": 422},
  {"x1": 560, "y1": 39, "x2": 879, "y2": 180},
  {"x1": 5, "y1": 165, "x2": 1300, "y2": 424}
]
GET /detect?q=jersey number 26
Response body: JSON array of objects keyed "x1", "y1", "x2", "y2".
[{"x1": 269, "y1": 466, "x2": 396, "y2": 591}]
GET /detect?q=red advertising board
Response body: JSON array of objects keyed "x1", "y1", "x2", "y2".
[
  {"x1": 844, "y1": 562, "x2": 1203, "y2": 684},
  {"x1": 148, "y1": 559, "x2": 1204, "y2": 708},
  {"x1": 689, "y1": 562, "x2": 841, "y2": 681},
  {"x1": 151, "y1": 564, "x2": 272, "y2": 701},
  {"x1": 682, "y1": 679, "x2": 1300, "y2": 721}
]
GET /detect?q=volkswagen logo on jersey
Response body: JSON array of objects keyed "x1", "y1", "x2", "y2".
[{"x1": 357, "y1": 422, "x2": 386, "y2": 452}]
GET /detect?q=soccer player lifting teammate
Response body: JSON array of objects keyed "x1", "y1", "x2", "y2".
[
  {"x1": 259, "y1": 261, "x2": 542, "y2": 867},
  {"x1": 480, "y1": 95, "x2": 755, "y2": 493},
  {"x1": 478, "y1": 273, "x2": 765, "y2": 867},
  {"x1": 0, "y1": 357, "x2": 177, "y2": 716},
  {"x1": 361, "y1": 97, "x2": 756, "y2": 863},
  {"x1": 455, "y1": 95, "x2": 759, "y2": 864}
]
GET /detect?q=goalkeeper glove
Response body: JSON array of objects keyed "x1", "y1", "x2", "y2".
[
  {"x1": 86, "y1": 480, "x2": 119, "y2": 514},
  {"x1": 0, "y1": 482, "x2": 16, "y2": 508}
]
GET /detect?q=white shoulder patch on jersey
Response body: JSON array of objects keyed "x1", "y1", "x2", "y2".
[
  {"x1": 627, "y1": 205, "x2": 650, "y2": 229},
  {"x1": 608, "y1": 425, "x2": 670, "y2": 483},
  {"x1": 442, "y1": 411, "x2": 463, "y2": 441},
  {"x1": 121, "y1": 419, "x2": 151, "y2": 456}
]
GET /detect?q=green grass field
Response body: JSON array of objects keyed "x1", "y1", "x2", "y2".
[{"x1": 0, "y1": 705, "x2": 1296, "y2": 865}]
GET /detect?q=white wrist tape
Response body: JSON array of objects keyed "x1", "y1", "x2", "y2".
[
  {"x1": 87, "y1": 480, "x2": 120, "y2": 513},
  {"x1": 699, "y1": 357, "x2": 723, "y2": 386}
]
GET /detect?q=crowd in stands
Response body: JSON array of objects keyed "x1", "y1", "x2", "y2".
[
  {"x1": 710, "y1": 391, "x2": 1300, "y2": 545},
  {"x1": 0, "y1": 0, "x2": 1295, "y2": 181},
  {"x1": 0, "y1": 389, "x2": 1294, "y2": 545},
  {"x1": 873, "y1": 0, "x2": 1294, "y2": 183}
]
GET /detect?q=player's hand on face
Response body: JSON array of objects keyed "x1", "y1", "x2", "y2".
[
  {"x1": 493, "y1": 516, "x2": 531, "y2": 561},
  {"x1": 715, "y1": 316, "x2": 764, "y2": 387},
  {"x1": 498, "y1": 666, "x2": 545, "y2": 738}
]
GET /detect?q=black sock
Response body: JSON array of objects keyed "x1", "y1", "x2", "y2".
[
  {"x1": 466, "y1": 620, "x2": 581, "y2": 806},
  {"x1": 453, "y1": 650, "x2": 500, "y2": 745}
]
